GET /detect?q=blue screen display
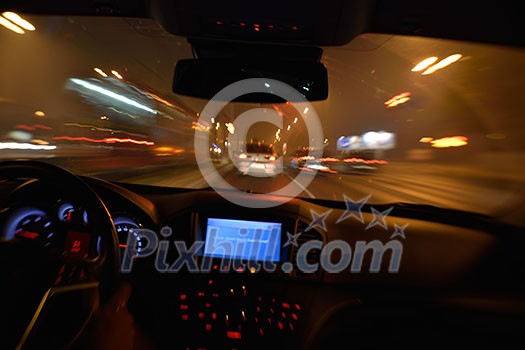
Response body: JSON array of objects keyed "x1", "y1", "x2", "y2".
[{"x1": 204, "y1": 218, "x2": 282, "y2": 262}]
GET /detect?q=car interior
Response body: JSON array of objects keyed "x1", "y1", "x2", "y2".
[{"x1": 1, "y1": 1, "x2": 524, "y2": 349}]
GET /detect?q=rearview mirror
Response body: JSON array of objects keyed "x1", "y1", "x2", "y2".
[{"x1": 172, "y1": 59, "x2": 328, "y2": 102}]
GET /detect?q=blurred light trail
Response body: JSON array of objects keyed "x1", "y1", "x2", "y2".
[
  {"x1": 69, "y1": 78, "x2": 156, "y2": 114},
  {"x1": 384, "y1": 92, "x2": 411, "y2": 108},
  {"x1": 422, "y1": 54, "x2": 462, "y2": 75},
  {"x1": 52, "y1": 136, "x2": 154, "y2": 145},
  {"x1": 111, "y1": 70, "x2": 123, "y2": 79},
  {"x1": 0, "y1": 16, "x2": 24, "y2": 34},
  {"x1": 0, "y1": 142, "x2": 56, "y2": 150},
  {"x1": 94, "y1": 67, "x2": 108, "y2": 77},
  {"x1": 2, "y1": 12, "x2": 35, "y2": 31},
  {"x1": 430, "y1": 136, "x2": 468, "y2": 148},
  {"x1": 63, "y1": 123, "x2": 147, "y2": 137},
  {"x1": 411, "y1": 57, "x2": 438, "y2": 72}
]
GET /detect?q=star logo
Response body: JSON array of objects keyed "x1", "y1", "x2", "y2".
[
  {"x1": 365, "y1": 207, "x2": 394, "y2": 231},
  {"x1": 336, "y1": 194, "x2": 371, "y2": 224},
  {"x1": 307, "y1": 209, "x2": 332, "y2": 232},
  {"x1": 390, "y1": 223, "x2": 408, "y2": 239},
  {"x1": 283, "y1": 231, "x2": 302, "y2": 247}
]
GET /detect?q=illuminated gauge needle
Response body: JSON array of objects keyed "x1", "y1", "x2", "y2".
[
  {"x1": 16, "y1": 230, "x2": 39, "y2": 239},
  {"x1": 118, "y1": 243, "x2": 127, "y2": 248}
]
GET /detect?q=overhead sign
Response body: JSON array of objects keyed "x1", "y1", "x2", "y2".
[{"x1": 337, "y1": 132, "x2": 395, "y2": 151}]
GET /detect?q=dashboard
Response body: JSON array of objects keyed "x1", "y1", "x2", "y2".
[
  {"x1": 2, "y1": 175, "x2": 525, "y2": 349},
  {"x1": 1, "y1": 180, "x2": 146, "y2": 268}
]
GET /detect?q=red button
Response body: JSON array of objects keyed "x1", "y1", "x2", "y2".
[
  {"x1": 199, "y1": 312, "x2": 205, "y2": 319},
  {"x1": 291, "y1": 313, "x2": 298, "y2": 320},
  {"x1": 206, "y1": 323, "x2": 212, "y2": 331},
  {"x1": 282, "y1": 302, "x2": 290, "y2": 309},
  {"x1": 180, "y1": 294, "x2": 187, "y2": 301},
  {"x1": 180, "y1": 304, "x2": 188, "y2": 310},
  {"x1": 181, "y1": 315, "x2": 189, "y2": 321},
  {"x1": 227, "y1": 331, "x2": 242, "y2": 339}
]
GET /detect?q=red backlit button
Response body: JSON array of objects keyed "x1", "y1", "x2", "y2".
[
  {"x1": 180, "y1": 305, "x2": 188, "y2": 310},
  {"x1": 199, "y1": 312, "x2": 205, "y2": 319},
  {"x1": 294, "y1": 304, "x2": 301, "y2": 311},
  {"x1": 180, "y1": 294, "x2": 187, "y2": 301},
  {"x1": 278, "y1": 321, "x2": 284, "y2": 330},
  {"x1": 289, "y1": 322, "x2": 294, "y2": 331},
  {"x1": 205, "y1": 303, "x2": 211, "y2": 308},
  {"x1": 212, "y1": 313, "x2": 217, "y2": 320},
  {"x1": 206, "y1": 323, "x2": 212, "y2": 331},
  {"x1": 291, "y1": 313, "x2": 298, "y2": 321},
  {"x1": 181, "y1": 315, "x2": 189, "y2": 321},
  {"x1": 226, "y1": 331, "x2": 242, "y2": 340},
  {"x1": 282, "y1": 302, "x2": 290, "y2": 309},
  {"x1": 198, "y1": 292, "x2": 205, "y2": 297}
]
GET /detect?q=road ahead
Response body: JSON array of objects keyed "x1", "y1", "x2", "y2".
[
  {"x1": 3, "y1": 152, "x2": 523, "y2": 225},
  {"x1": 99, "y1": 159, "x2": 523, "y2": 221}
]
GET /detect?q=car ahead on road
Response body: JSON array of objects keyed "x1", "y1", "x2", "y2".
[
  {"x1": 289, "y1": 149, "x2": 387, "y2": 174},
  {"x1": 289, "y1": 148, "x2": 338, "y2": 174},
  {"x1": 0, "y1": 1, "x2": 524, "y2": 350},
  {"x1": 236, "y1": 142, "x2": 281, "y2": 176}
]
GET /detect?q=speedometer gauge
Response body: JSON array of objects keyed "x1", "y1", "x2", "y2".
[
  {"x1": 57, "y1": 202, "x2": 89, "y2": 225},
  {"x1": 58, "y1": 203, "x2": 75, "y2": 222},
  {"x1": 113, "y1": 216, "x2": 144, "y2": 253},
  {"x1": 3, "y1": 207, "x2": 55, "y2": 246}
]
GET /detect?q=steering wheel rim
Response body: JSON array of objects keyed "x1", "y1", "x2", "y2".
[{"x1": 0, "y1": 160, "x2": 119, "y2": 348}]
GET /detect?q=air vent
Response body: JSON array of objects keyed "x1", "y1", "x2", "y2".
[{"x1": 288, "y1": 219, "x2": 324, "y2": 278}]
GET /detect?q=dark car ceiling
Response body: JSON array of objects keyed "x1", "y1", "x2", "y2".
[{"x1": 1, "y1": 0, "x2": 523, "y2": 48}]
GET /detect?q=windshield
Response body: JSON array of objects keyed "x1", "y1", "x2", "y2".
[{"x1": 1, "y1": 15, "x2": 524, "y2": 227}]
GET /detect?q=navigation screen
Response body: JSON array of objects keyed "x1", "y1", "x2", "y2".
[{"x1": 203, "y1": 218, "x2": 282, "y2": 262}]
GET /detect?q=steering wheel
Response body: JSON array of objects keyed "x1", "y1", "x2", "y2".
[{"x1": 0, "y1": 160, "x2": 119, "y2": 349}]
